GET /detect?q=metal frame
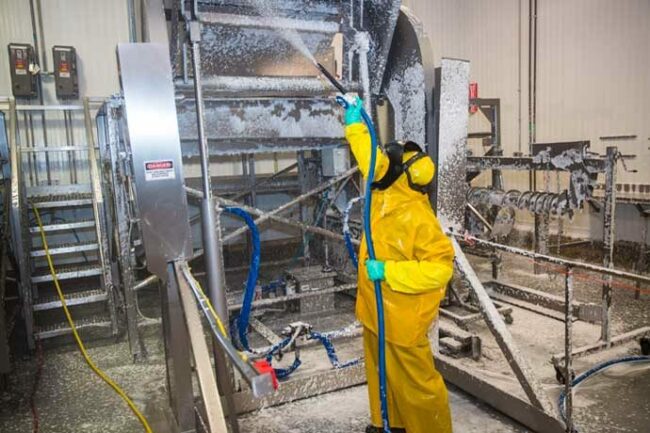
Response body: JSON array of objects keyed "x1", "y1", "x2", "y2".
[
  {"x1": 456, "y1": 233, "x2": 650, "y2": 429},
  {"x1": 84, "y1": 97, "x2": 118, "y2": 336},
  {"x1": 5, "y1": 98, "x2": 118, "y2": 349},
  {"x1": 96, "y1": 99, "x2": 144, "y2": 361}
]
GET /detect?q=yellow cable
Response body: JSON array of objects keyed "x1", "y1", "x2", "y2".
[
  {"x1": 187, "y1": 271, "x2": 228, "y2": 336},
  {"x1": 185, "y1": 269, "x2": 249, "y2": 362},
  {"x1": 33, "y1": 206, "x2": 153, "y2": 433}
]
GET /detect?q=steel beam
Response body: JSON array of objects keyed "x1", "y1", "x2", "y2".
[
  {"x1": 435, "y1": 58, "x2": 470, "y2": 231},
  {"x1": 551, "y1": 325, "x2": 650, "y2": 367},
  {"x1": 457, "y1": 234, "x2": 650, "y2": 285},
  {"x1": 466, "y1": 155, "x2": 606, "y2": 172},
  {"x1": 601, "y1": 147, "x2": 617, "y2": 343},
  {"x1": 215, "y1": 196, "x2": 358, "y2": 246},
  {"x1": 435, "y1": 355, "x2": 565, "y2": 433},
  {"x1": 231, "y1": 363, "x2": 366, "y2": 415},
  {"x1": 176, "y1": 261, "x2": 228, "y2": 433},
  {"x1": 453, "y1": 238, "x2": 556, "y2": 415}
]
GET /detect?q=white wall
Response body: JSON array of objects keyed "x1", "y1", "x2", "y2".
[
  {"x1": 404, "y1": 0, "x2": 650, "y2": 242},
  {"x1": 0, "y1": 0, "x2": 131, "y2": 100}
]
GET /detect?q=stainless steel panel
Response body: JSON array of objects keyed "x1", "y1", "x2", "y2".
[
  {"x1": 176, "y1": 98, "x2": 344, "y2": 157},
  {"x1": 117, "y1": 43, "x2": 192, "y2": 279},
  {"x1": 436, "y1": 58, "x2": 470, "y2": 232}
]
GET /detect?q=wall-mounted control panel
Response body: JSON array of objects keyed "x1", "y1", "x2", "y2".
[
  {"x1": 52, "y1": 45, "x2": 79, "y2": 98},
  {"x1": 7, "y1": 43, "x2": 38, "y2": 98}
]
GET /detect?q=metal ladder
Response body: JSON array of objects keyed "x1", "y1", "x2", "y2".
[{"x1": 6, "y1": 97, "x2": 117, "y2": 349}]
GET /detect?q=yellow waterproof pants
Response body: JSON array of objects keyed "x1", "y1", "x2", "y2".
[{"x1": 364, "y1": 328, "x2": 452, "y2": 433}]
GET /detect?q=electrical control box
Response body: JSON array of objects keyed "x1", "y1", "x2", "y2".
[
  {"x1": 322, "y1": 145, "x2": 350, "y2": 177},
  {"x1": 52, "y1": 45, "x2": 79, "y2": 98},
  {"x1": 7, "y1": 43, "x2": 38, "y2": 98}
]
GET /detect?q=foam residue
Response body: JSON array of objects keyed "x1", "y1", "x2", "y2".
[{"x1": 384, "y1": 60, "x2": 426, "y2": 144}]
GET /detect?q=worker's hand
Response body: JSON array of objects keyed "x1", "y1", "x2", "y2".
[
  {"x1": 344, "y1": 96, "x2": 363, "y2": 126},
  {"x1": 365, "y1": 259, "x2": 385, "y2": 282}
]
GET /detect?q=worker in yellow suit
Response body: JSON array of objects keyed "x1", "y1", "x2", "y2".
[{"x1": 343, "y1": 98, "x2": 455, "y2": 433}]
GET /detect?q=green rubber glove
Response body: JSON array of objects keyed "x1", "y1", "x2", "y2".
[
  {"x1": 344, "y1": 96, "x2": 363, "y2": 126},
  {"x1": 365, "y1": 259, "x2": 386, "y2": 282}
]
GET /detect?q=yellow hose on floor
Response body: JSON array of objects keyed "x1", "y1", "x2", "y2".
[{"x1": 33, "y1": 206, "x2": 153, "y2": 433}]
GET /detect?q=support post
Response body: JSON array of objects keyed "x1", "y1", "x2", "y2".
[
  {"x1": 188, "y1": 18, "x2": 240, "y2": 433},
  {"x1": 601, "y1": 147, "x2": 617, "y2": 343},
  {"x1": 564, "y1": 266, "x2": 574, "y2": 433},
  {"x1": 635, "y1": 206, "x2": 648, "y2": 300},
  {"x1": 162, "y1": 264, "x2": 194, "y2": 432}
]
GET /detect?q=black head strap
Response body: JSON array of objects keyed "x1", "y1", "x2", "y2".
[{"x1": 370, "y1": 142, "x2": 404, "y2": 191}]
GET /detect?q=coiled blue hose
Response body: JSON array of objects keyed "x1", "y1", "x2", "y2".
[
  {"x1": 336, "y1": 95, "x2": 391, "y2": 433},
  {"x1": 225, "y1": 206, "x2": 358, "y2": 378},
  {"x1": 558, "y1": 355, "x2": 650, "y2": 430}
]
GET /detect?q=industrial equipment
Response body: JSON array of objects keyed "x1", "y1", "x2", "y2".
[
  {"x1": 7, "y1": 43, "x2": 38, "y2": 98},
  {"x1": 52, "y1": 46, "x2": 79, "y2": 99}
]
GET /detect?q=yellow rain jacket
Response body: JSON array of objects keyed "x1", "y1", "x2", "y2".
[{"x1": 346, "y1": 122, "x2": 455, "y2": 347}]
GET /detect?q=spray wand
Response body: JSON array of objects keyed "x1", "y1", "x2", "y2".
[
  {"x1": 314, "y1": 62, "x2": 391, "y2": 433},
  {"x1": 315, "y1": 62, "x2": 349, "y2": 95}
]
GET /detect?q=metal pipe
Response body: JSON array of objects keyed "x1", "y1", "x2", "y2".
[
  {"x1": 456, "y1": 233, "x2": 650, "y2": 285},
  {"x1": 228, "y1": 283, "x2": 356, "y2": 312},
  {"x1": 214, "y1": 194, "x2": 358, "y2": 245},
  {"x1": 134, "y1": 274, "x2": 159, "y2": 292},
  {"x1": 126, "y1": 0, "x2": 137, "y2": 43},
  {"x1": 188, "y1": 19, "x2": 240, "y2": 433},
  {"x1": 601, "y1": 147, "x2": 617, "y2": 344},
  {"x1": 218, "y1": 167, "x2": 358, "y2": 242},
  {"x1": 188, "y1": 21, "x2": 228, "y2": 324},
  {"x1": 180, "y1": 264, "x2": 275, "y2": 398},
  {"x1": 467, "y1": 203, "x2": 493, "y2": 231},
  {"x1": 201, "y1": 12, "x2": 339, "y2": 33},
  {"x1": 564, "y1": 267, "x2": 574, "y2": 432},
  {"x1": 175, "y1": 76, "x2": 349, "y2": 96},
  {"x1": 16, "y1": 104, "x2": 85, "y2": 111},
  {"x1": 230, "y1": 162, "x2": 298, "y2": 201},
  {"x1": 35, "y1": 0, "x2": 47, "y2": 72}
]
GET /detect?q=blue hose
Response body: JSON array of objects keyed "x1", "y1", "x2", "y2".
[
  {"x1": 223, "y1": 207, "x2": 261, "y2": 352},
  {"x1": 309, "y1": 331, "x2": 360, "y2": 369},
  {"x1": 558, "y1": 355, "x2": 650, "y2": 430},
  {"x1": 337, "y1": 95, "x2": 391, "y2": 433},
  {"x1": 343, "y1": 196, "x2": 363, "y2": 268},
  {"x1": 225, "y1": 206, "x2": 355, "y2": 379}
]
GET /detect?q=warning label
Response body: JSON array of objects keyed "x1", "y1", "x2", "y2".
[
  {"x1": 15, "y1": 58, "x2": 26, "y2": 75},
  {"x1": 144, "y1": 160, "x2": 175, "y2": 181}
]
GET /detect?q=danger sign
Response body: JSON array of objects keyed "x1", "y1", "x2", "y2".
[{"x1": 144, "y1": 160, "x2": 175, "y2": 181}]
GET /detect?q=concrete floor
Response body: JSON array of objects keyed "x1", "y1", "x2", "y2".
[
  {"x1": 0, "y1": 252, "x2": 647, "y2": 432},
  {"x1": 0, "y1": 328, "x2": 526, "y2": 433},
  {"x1": 239, "y1": 384, "x2": 528, "y2": 433}
]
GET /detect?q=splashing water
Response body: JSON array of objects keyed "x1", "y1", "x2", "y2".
[{"x1": 247, "y1": 0, "x2": 317, "y2": 65}]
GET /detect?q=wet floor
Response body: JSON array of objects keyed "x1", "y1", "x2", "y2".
[
  {"x1": 0, "y1": 253, "x2": 647, "y2": 432},
  {"x1": 572, "y1": 362, "x2": 650, "y2": 432}
]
